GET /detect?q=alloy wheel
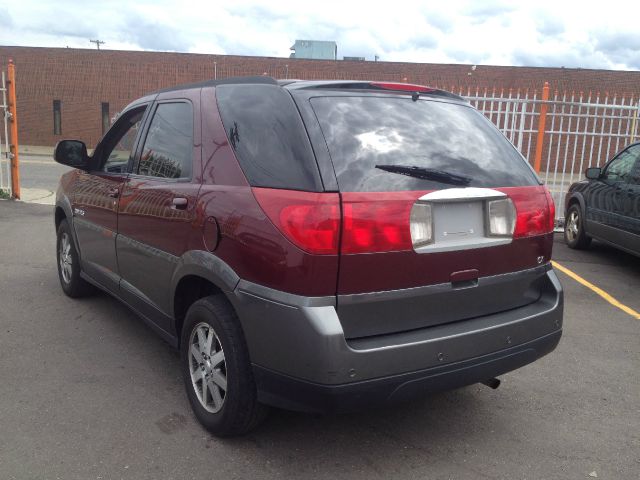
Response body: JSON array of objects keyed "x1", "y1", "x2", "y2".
[
  {"x1": 59, "y1": 233, "x2": 73, "y2": 284},
  {"x1": 189, "y1": 322, "x2": 227, "y2": 413},
  {"x1": 565, "y1": 210, "x2": 579, "y2": 242}
]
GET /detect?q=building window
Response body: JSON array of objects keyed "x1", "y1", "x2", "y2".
[
  {"x1": 53, "y1": 100, "x2": 62, "y2": 135},
  {"x1": 101, "y1": 102, "x2": 110, "y2": 136}
]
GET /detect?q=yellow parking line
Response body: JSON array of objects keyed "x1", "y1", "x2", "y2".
[{"x1": 552, "y1": 261, "x2": 640, "y2": 320}]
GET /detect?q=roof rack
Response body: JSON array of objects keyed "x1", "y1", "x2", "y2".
[
  {"x1": 153, "y1": 76, "x2": 278, "y2": 94},
  {"x1": 283, "y1": 80, "x2": 465, "y2": 101}
]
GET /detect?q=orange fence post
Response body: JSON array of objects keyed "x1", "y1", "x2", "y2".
[
  {"x1": 7, "y1": 58, "x2": 19, "y2": 199},
  {"x1": 533, "y1": 81, "x2": 550, "y2": 173}
]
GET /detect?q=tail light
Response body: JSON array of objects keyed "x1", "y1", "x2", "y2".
[
  {"x1": 544, "y1": 188, "x2": 556, "y2": 232},
  {"x1": 341, "y1": 192, "x2": 424, "y2": 254},
  {"x1": 254, "y1": 186, "x2": 554, "y2": 257},
  {"x1": 501, "y1": 186, "x2": 555, "y2": 238},
  {"x1": 252, "y1": 188, "x2": 340, "y2": 255}
]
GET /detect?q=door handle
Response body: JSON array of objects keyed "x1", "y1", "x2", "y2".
[{"x1": 172, "y1": 197, "x2": 188, "y2": 209}]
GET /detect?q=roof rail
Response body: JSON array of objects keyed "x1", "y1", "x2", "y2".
[
  {"x1": 285, "y1": 80, "x2": 465, "y2": 101},
  {"x1": 153, "y1": 76, "x2": 278, "y2": 94}
]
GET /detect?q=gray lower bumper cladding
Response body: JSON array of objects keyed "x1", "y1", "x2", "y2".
[{"x1": 230, "y1": 267, "x2": 563, "y2": 411}]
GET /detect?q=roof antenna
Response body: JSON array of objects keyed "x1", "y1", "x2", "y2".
[{"x1": 412, "y1": 92, "x2": 420, "y2": 101}]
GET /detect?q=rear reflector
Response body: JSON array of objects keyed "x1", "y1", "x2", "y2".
[{"x1": 252, "y1": 188, "x2": 340, "y2": 255}]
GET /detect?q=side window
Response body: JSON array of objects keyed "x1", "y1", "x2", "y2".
[
  {"x1": 101, "y1": 107, "x2": 146, "y2": 173},
  {"x1": 137, "y1": 102, "x2": 193, "y2": 179},
  {"x1": 604, "y1": 146, "x2": 639, "y2": 184},
  {"x1": 626, "y1": 146, "x2": 640, "y2": 185},
  {"x1": 216, "y1": 85, "x2": 322, "y2": 191}
]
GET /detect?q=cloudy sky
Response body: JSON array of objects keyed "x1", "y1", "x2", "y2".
[{"x1": 0, "y1": 0, "x2": 638, "y2": 70}]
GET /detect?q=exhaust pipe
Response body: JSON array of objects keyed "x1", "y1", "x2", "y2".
[{"x1": 481, "y1": 378, "x2": 501, "y2": 389}]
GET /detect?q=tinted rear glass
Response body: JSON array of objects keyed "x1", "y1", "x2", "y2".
[
  {"x1": 216, "y1": 84, "x2": 322, "y2": 191},
  {"x1": 310, "y1": 96, "x2": 538, "y2": 192}
]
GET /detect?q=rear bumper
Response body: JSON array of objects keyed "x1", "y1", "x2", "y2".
[
  {"x1": 230, "y1": 265, "x2": 563, "y2": 411},
  {"x1": 253, "y1": 329, "x2": 561, "y2": 413}
]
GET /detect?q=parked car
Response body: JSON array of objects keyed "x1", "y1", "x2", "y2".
[
  {"x1": 54, "y1": 77, "x2": 563, "y2": 436},
  {"x1": 564, "y1": 142, "x2": 640, "y2": 256}
]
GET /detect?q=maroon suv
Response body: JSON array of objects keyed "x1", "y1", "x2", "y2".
[{"x1": 54, "y1": 77, "x2": 563, "y2": 436}]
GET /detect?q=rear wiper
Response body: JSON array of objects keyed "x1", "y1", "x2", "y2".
[{"x1": 375, "y1": 164, "x2": 472, "y2": 186}]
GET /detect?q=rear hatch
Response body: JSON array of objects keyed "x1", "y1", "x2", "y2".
[{"x1": 300, "y1": 87, "x2": 555, "y2": 339}]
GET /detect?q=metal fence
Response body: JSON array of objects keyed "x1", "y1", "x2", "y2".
[
  {"x1": 462, "y1": 86, "x2": 640, "y2": 226},
  {"x1": 1, "y1": 70, "x2": 10, "y2": 195}
]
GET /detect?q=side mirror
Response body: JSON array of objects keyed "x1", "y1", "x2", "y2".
[
  {"x1": 54, "y1": 140, "x2": 89, "y2": 169},
  {"x1": 585, "y1": 167, "x2": 601, "y2": 180}
]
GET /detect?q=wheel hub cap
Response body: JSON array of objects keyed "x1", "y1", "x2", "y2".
[{"x1": 189, "y1": 323, "x2": 227, "y2": 413}]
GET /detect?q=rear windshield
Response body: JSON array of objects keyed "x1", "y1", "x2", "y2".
[
  {"x1": 310, "y1": 96, "x2": 538, "y2": 192},
  {"x1": 216, "y1": 84, "x2": 323, "y2": 191}
]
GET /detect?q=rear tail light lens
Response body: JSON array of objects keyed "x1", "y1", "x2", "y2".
[
  {"x1": 252, "y1": 188, "x2": 340, "y2": 255},
  {"x1": 499, "y1": 186, "x2": 555, "y2": 238},
  {"x1": 253, "y1": 186, "x2": 554, "y2": 256},
  {"x1": 544, "y1": 188, "x2": 556, "y2": 232},
  {"x1": 487, "y1": 198, "x2": 516, "y2": 237},
  {"x1": 409, "y1": 203, "x2": 433, "y2": 247},
  {"x1": 341, "y1": 192, "x2": 423, "y2": 254}
]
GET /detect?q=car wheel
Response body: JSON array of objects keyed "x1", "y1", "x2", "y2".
[
  {"x1": 564, "y1": 204, "x2": 591, "y2": 249},
  {"x1": 181, "y1": 295, "x2": 268, "y2": 437},
  {"x1": 56, "y1": 219, "x2": 95, "y2": 297}
]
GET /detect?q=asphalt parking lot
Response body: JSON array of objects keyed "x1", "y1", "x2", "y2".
[{"x1": 0, "y1": 201, "x2": 638, "y2": 480}]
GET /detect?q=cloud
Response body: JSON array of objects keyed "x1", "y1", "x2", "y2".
[
  {"x1": 510, "y1": 44, "x2": 610, "y2": 70},
  {"x1": 535, "y1": 15, "x2": 564, "y2": 37},
  {"x1": 29, "y1": 20, "x2": 94, "y2": 40},
  {"x1": 594, "y1": 31, "x2": 640, "y2": 53},
  {"x1": 120, "y1": 15, "x2": 191, "y2": 52},
  {"x1": 466, "y1": 1, "x2": 516, "y2": 22},
  {"x1": 0, "y1": 0, "x2": 639, "y2": 72},
  {"x1": 424, "y1": 11, "x2": 454, "y2": 33},
  {"x1": 0, "y1": 6, "x2": 13, "y2": 27}
]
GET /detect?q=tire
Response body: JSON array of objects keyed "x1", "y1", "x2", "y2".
[
  {"x1": 181, "y1": 295, "x2": 268, "y2": 437},
  {"x1": 56, "y1": 219, "x2": 95, "y2": 297},
  {"x1": 564, "y1": 204, "x2": 592, "y2": 249}
]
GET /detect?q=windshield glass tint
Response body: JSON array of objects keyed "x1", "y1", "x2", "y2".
[{"x1": 310, "y1": 96, "x2": 538, "y2": 192}]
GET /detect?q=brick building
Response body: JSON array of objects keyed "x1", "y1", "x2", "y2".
[{"x1": 1, "y1": 46, "x2": 639, "y2": 147}]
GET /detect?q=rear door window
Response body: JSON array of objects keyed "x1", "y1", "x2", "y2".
[{"x1": 309, "y1": 96, "x2": 538, "y2": 192}]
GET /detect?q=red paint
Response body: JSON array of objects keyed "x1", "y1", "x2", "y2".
[
  {"x1": 196, "y1": 185, "x2": 339, "y2": 296},
  {"x1": 337, "y1": 234, "x2": 553, "y2": 294}
]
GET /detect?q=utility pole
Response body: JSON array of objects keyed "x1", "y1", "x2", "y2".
[{"x1": 90, "y1": 39, "x2": 105, "y2": 50}]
